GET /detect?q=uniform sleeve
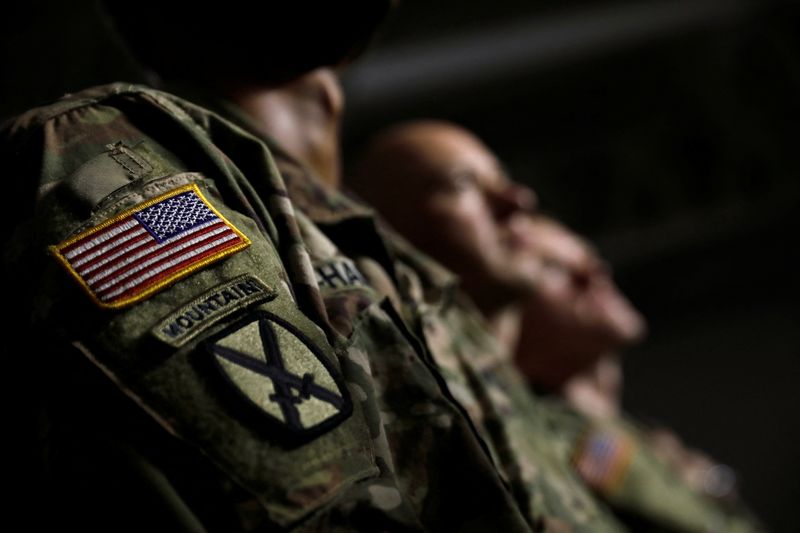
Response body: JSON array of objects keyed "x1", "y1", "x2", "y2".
[
  {"x1": 2, "y1": 87, "x2": 384, "y2": 531},
  {"x1": 2, "y1": 86, "x2": 543, "y2": 533}
]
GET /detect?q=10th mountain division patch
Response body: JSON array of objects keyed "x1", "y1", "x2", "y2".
[{"x1": 206, "y1": 311, "x2": 351, "y2": 440}]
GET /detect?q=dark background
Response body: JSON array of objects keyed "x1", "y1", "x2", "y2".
[{"x1": 2, "y1": 1, "x2": 798, "y2": 530}]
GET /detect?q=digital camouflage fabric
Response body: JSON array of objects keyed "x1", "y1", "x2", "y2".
[
  {"x1": 1, "y1": 83, "x2": 532, "y2": 532},
  {"x1": 388, "y1": 241, "x2": 626, "y2": 533}
]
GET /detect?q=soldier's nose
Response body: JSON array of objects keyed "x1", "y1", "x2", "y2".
[{"x1": 492, "y1": 183, "x2": 537, "y2": 220}]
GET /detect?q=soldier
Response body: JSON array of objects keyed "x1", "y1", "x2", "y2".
[
  {"x1": 350, "y1": 121, "x2": 540, "y2": 347},
  {"x1": 510, "y1": 215, "x2": 646, "y2": 418},
  {"x1": 2, "y1": 3, "x2": 527, "y2": 531},
  {"x1": 513, "y1": 216, "x2": 762, "y2": 533},
  {"x1": 1, "y1": 3, "x2": 624, "y2": 532},
  {"x1": 351, "y1": 120, "x2": 764, "y2": 532},
  {"x1": 178, "y1": 69, "x2": 628, "y2": 531},
  {"x1": 103, "y1": 4, "x2": 632, "y2": 530}
]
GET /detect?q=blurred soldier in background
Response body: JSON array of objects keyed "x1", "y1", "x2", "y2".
[
  {"x1": 351, "y1": 121, "x2": 543, "y2": 352},
  {"x1": 511, "y1": 215, "x2": 646, "y2": 418},
  {"x1": 352, "y1": 119, "x2": 763, "y2": 532},
  {"x1": 513, "y1": 215, "x2": 761, "y2": 532}
]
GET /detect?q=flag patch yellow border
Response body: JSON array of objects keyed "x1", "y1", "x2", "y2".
[{"x1": 50, "y1": 183, "x2": 251, "y2": 309}]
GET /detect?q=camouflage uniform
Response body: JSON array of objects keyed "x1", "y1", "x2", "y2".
[
  {"x1": 388, "y1": 240, "x2": 626, "y2": 533},
  {"x1": 195, "y1": 93, "x2": 764, "y2": 533},
  {"x1": 192, "y1": 92, "x2": 627, "y2": 532},
  {"x1": 538, "y1": 399, "x2": 765, "y2": 532},
  {"x1": 2, "y1": 83, "x2": 530, "y2": 532}
]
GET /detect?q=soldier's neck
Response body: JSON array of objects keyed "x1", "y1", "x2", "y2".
[
  {"x1": 485, "y1": 305, "x2": 524, "y2": 356},
  {"x1": 223, "y1": 82, "x2": 343, "y2": 190}
]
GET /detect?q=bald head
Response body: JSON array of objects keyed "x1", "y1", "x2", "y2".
[
  {"x1": 351, "y1": 121, "x2": 538, "y2": 312},
  {"x1": 353, "y1": 121, "x2": 510, "y2": 206}
]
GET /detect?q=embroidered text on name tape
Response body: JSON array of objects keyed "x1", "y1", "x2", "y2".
[
  {"x1": 51, "y1": 184, "x2": 251, "y2": 309},
  {"x1": 153, "y1": 275, "x2": 277, "y2": 348}
]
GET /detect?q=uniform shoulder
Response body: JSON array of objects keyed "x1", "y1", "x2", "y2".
[
  {"x1": 3, "y1": 83, "x2": 153, "y2": 133},
  {"x1": 1, "y1": 82, "x2": 223, "y2": 147},
  {"x1": 0, "y1": 82, "x2": 243, "y2": 208}
]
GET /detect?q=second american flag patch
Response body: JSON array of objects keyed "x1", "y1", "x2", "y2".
[{"x1": 51, "y1": 184, "x2": 251, "y2": 309}]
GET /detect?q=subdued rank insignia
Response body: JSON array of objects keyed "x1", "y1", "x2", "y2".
[
  {"x1": 206, "y1": 312, "x2": 351, "y2": 440},
  {"x1": 50, "y1": 184, "x2": 250, "y2": 309}
]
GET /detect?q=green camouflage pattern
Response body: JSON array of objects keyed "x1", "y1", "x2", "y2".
[
  {"x1": 2, "y1": 83, "x2": 538, "y2": 531},
  {"x1": 263, "y1": 141, "x2": 533, "y2": 532},
  {"x1": 193, "y1": 92, "x2": 631, "y2": 531},
  {"x1": 225, "y1": 86, "x2": 762, "y2": 531},
  {"x1": 385, "y1": 236, "x2": 626, "y2": 533},
  {"x1": 538, "y1": 399, "x2": 765, "y2": 532}
]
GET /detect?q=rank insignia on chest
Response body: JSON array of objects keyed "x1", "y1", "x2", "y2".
[
  {"x1": 51, "y1": 184, "x2": 250, "y2": 309},
  {"x1": 205, "y1": 311, "x2": 351, "y2": 441}
]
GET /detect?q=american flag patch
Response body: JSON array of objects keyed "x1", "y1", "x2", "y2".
[
  {"x1": 51, "y1": 184, "x2": 251, "y2": 309},
  {"x1": 573, "y1": 429, "x2": 635, "y2": 494}
]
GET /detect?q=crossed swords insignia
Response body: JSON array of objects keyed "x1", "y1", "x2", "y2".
[{"x1": 207, "y1": 313, "x2": 349, "y2": 435}]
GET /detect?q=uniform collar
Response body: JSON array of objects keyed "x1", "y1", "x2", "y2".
[
  {"x1": 165, "y1": 84, "x2": 373, "y2": 224},
  {"x1": 170, "y1": 86, "x2": 459, "y2": 308},
  {"x1": 380, "y1": 226, "x2": 459, "y2": 309}
]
